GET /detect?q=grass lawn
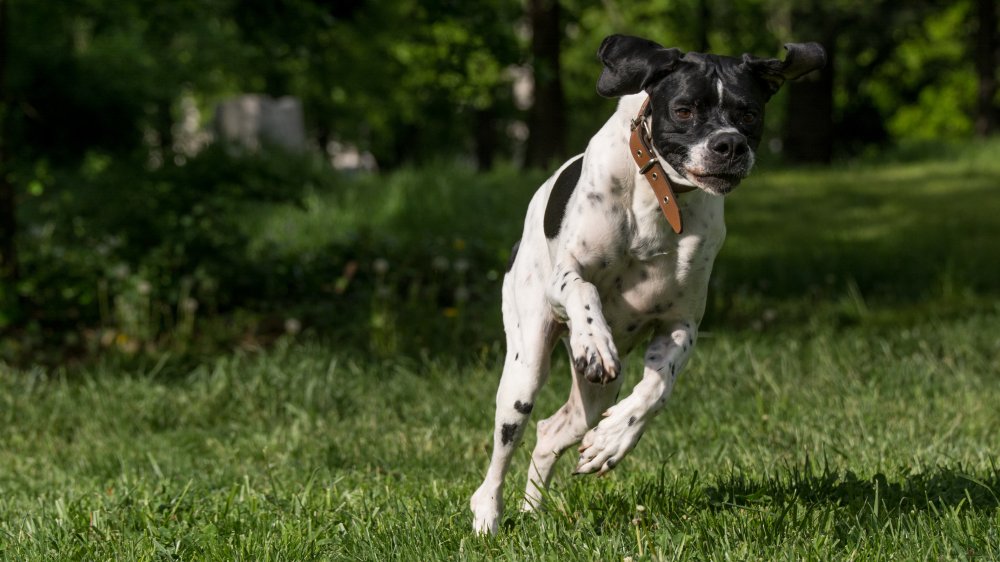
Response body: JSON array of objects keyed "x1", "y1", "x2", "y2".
[{"x1": 3, "y1": 143, "x2": 1000, "y2": 559}]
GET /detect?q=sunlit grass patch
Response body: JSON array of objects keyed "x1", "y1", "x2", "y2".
[{"x1": 2, "y1": 311, "x2": 1000, "y2": 559}]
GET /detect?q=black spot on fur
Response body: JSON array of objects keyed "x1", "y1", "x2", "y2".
[
  {"x1": 514, "y1": 401, "x2": 534, "y2": 414},
  {"x1": 585, "y1": 304, "x2": 591, "y2": 310},
  {"x1": 505, "y1": 240, "x2": 521, "y2": 272},
  {"x1": 515, "y1": 353, "x2": 519, "y2": 361},
  {"x1": 587, "y1": 317, "x2": 593, "y2": 324},
  {"x1": 501, "y1": 423, "x2": 518, "y2": 445},
  {"x1": 628, "y1": 416, "x2": 636, "y2": 426},
  {"x1": 544, "y1": 155, "x2": 584, "y2": 239},
  {"x1": 561, "y1": 282, "x2": 567, "y2": 291}
]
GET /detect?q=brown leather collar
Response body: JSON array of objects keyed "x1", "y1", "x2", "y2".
[{"x1": 629, "y1": 98, "x2": 696, "y2": 234}]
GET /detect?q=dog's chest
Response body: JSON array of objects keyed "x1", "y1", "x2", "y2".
[{"x1": 591, "y1": 192, "x2": 725, "y2": 346}]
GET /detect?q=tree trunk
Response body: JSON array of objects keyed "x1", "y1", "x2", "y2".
[
  {"x1": 695, "y1": 0, "x2": 711, "y2": 52},
  {"x1": 974, "y1": 0, "x2": 997, "y2": 136},
  {"x1": 0, "y1": 0, "x2": 18, "y2": 316},
  {"x1": 473, "y1": 106, "x2": 497, "y2": 171},
  {"x1": 782, "y1": 3, "x2": 834, "y2": 164},
  {"x1": 525, "y1": 0, "x2": 565, "y2": 169}
]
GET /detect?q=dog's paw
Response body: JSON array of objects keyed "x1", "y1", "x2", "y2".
[
  {"x1": 470, "y1": 485, "x2": 502, "y2": 535},
  {"x1": 570, "y1": 329, "x2": 621, "y2": 385},
  {"x1": 574, "y1": 406, "x2": 644, "y2": 475}
]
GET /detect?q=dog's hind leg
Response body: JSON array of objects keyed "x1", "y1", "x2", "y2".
[
  {"x1": 522, "y1": 338, "x2": 624, "y2": 512},
  {"x1": 470, "y1": 288, "x2": 558, "y2": 535}
]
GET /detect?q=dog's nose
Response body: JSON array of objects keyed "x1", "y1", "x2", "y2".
[{"x1": 709, "y1": 133, "x2": 748, "y2": 157}]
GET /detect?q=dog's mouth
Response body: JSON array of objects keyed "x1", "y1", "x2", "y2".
[{"x1": 684, "y1": 169, "x2": 746, "y2": 195}]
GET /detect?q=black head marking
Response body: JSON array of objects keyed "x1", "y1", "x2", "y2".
[
  {"x1": 544, "y1": 155, "x2": 584, "y2": 239},
  {"x1": 596, "y1": 34, "x2": 685, "y2": 97},
  {"x1": 742, "y1": 42, "x2": 827, "y2": 96}
]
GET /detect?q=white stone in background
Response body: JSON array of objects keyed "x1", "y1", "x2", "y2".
[
  {"x1": 213, "y1": 94, "x2": 306, "y2": 152},
  {"x1": 173, "y1": 92, "x2": 213, "y2": 157},
  {"x1": 327, "y1": 140, "x2": 378, "y2": 172}
]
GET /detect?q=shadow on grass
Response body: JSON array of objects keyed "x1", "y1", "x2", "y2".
[
  {"x1": 720, "y1": 178, "x2": 1000, "y2": 303},
  {"x1": 703, "y1": 460, "x2": 1000, "y2": 514},
  {"x1": 550, "y1": 459, "x2": 1000, "y2": 539}
]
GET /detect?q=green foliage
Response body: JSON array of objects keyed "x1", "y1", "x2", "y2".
[
  {"x1": 226, "y1": 138, "x2": 1000, "y2": 356},
  {"x1": 8, "y1": 137, "x2": 1000, "y2": 362},
  {"x1": 5, "y1": 0, "x2": 248, "y2": 161},
  {"x1": 2, "y1": 0, "x2": 998, "y2": 359},
  {"x1": 864, "y1": 1, "x2": 979, "y2": 140},
  {"x1": 240, "y1": 163, "x2": 547, "y2": 355},
  {"x1": 12, "y1": 146, "x2": 329, "y2": 355},
  {"x1": 8, "y1": 0, "x2": 986, "y2": 170}
]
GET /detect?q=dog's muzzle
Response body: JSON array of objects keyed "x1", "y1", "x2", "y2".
[{"x1": 683, "y1": 131, "x2": 754, "y2": 194}]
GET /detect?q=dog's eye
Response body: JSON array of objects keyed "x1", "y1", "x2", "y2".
[
  {"x1": 740, "y1": 112, "x2": 757, "y2": 124},
  {"x1": 674, "y1": 108, "x2": 692, "y2": 120}
]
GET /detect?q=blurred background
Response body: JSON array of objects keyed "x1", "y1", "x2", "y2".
[{"x1": 0, "y1": 0, "x2": 997, "y2": 364}]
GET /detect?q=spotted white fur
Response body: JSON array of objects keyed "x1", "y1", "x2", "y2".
[
  {"x1": 470, "y1": 92, "x2": 729, "y2": 535},
  {"x1": 468, "y1": 35, "x2": 825, "y2": 535}
]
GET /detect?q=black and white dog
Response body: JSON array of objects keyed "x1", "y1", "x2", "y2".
[{"x1": 470, "y1": 35, "x2": 825, "y2": 534}]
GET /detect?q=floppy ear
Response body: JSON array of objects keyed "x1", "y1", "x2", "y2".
[
  {"x1": 596, "y1": 34, "x2": 685, "y2": 98},
  {"x1": 742, "y1": 42, "x2": 827, "y2": 96}
]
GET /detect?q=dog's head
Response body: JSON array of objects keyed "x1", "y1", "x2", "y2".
[{"x1": 597, "y1": 35, "x2": 825, "y2": 195}]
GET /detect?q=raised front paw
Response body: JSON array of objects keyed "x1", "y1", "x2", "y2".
[
  {"x1": 570, "y1": 329, "x2": 621, "y2": 385},
  {"x1": 574, "y1": 407, "x2": 644, "y2": 475}
]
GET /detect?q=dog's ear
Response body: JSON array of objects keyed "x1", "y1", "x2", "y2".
[
  {"x1": 742, "y1": 42, "x2": 826, "y2": 96},
  {"x1": 596, "y1": 34, "x2": 685, "y2": 98}
]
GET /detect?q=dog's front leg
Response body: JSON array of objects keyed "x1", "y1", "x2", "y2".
[
  {"x1": 575, "y1": 321, "x2": 696, "y2": 474},
  {"x1": 546, "y1": 259, "x2": 621, "y2": 384}
]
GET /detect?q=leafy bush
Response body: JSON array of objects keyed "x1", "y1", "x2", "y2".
[{"x1": 12, "y1": 146, "x2": 331, "y2": 357}]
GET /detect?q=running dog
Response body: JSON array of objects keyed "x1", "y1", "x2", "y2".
[{"x1": 471, "y1": 34, "x2": 825, "y2": 535}]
